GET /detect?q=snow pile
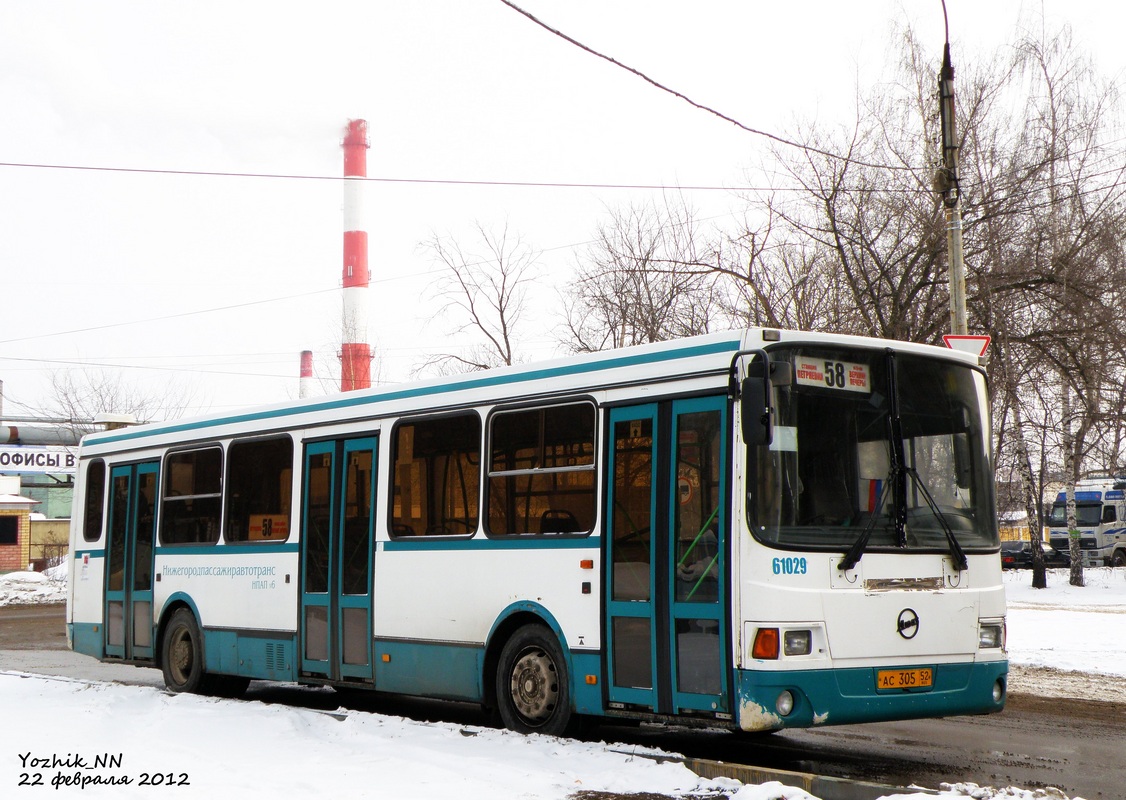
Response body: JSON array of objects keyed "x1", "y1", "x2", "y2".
[
  {"x1": 1, "y1": 673, "x2": 736, "y2": 800},
  {"x1": 1005, "y1": 567, "x2": 1126, "y2": 678},
  {"x1": 1005, "y1": 565, "x2": 1126, "y2": 608},
  {"x1": 944, "y1": 788, "x2": 1077, "y2": 800},
  {"x1": 3, "y1": 672, "x2": 1078, "y2": 800},
  {"x1": 0, "y1": 564, "x2": 66, "y2": 605}
]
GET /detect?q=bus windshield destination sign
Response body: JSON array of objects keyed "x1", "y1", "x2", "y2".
[{"x1": 793, "y1": 358, "x2": 871, "y2": 393}]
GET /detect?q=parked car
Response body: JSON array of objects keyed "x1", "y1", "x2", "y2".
[{"x1": 1000, "y1": 539, "x2": 1071, "y2": 569}]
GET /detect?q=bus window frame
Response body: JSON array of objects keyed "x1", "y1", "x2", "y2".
[
  {"x1": 224, "y1": 434, "x2": 295, "y2": 544},
  {"x1": 82, "y1": 458, "x2": 108, "y2": 543},
  {"x1": 160, "y1": 444, "x2": 224, "y2": 547},
  {"x1": 388, "y1": 410, "x2": 483, "y2": 539},
  {"x1": 484, "y1": 398, "x2": 598, "y2": 538}
]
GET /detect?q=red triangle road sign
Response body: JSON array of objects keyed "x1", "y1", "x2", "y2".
[{"x1": 943, "y1": 334, "x2": 991, "y2": 357}]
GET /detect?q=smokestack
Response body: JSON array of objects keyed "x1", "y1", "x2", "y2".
[
  {"x1": 341, "y1": 118, "x2": 372, "y2": 392},
  {"x1": 299, "y1": 350, "x2": 314, "y2": 399}
]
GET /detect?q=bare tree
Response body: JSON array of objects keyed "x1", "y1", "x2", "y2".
[
  {"x1": 714, "y1": 18, "x2": 1126, "y2": 590},
  {"x1": 718, "y1": 207, "x2": 864, "y2": 333},
  {"x1": 963, "y1": 21, "x2": 1126, "y2": 589},
  {"x1": 44, "y1": 368, "x2": 197, "y2": 436},
  {"x1": 562, "y1": 198, "x2": 725, "y2": 353},
  {"x1": 721, "y1": 29, "x2": 974, "y2": 345},
  {"x1": 422, "y1": 221, "x2": 539, "y2": 372}
]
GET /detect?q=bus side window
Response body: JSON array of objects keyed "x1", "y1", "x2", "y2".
[
  {"x1": 162, "y1": 447, "x2": 223, "y2": 545},
  {"x1": 226, "y1": 437, "x2": 294, "y2": 542},
  {"x1": 1103, "y1": 505, "x2": 1117, "y2": 524},
  {"x1": 83, "y1": 459, "x2": 107, "y2": 542},
  {"x1": 487, "y1": 402, "x2": 596, "y2": 536},
  {"x1": 391, "y1": 413, "x2": 481, "y2": 537}
]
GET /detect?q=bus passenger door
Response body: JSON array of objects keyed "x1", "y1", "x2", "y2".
[
  {"x1": 300, "y1": 437, "x2": 378, "y2": 683},
  {"x1": 104, "y1": 461, "x2": 158, "y2": 662},
  {"x1": 667, "y1": 397, "x2": 729, "y2": 715},
  {"x1": 605, "y1": 397, "x2": 729, "y2": 717},
  {"x1": 605, "y1": 405, "x2": 660, "y2": 710}
]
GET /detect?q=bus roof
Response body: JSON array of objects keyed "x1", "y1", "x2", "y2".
[{"x1": 79, "y1": 328, "x2": 981, "y2": 456}]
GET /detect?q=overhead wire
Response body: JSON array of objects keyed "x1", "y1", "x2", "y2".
[
  {"x1": 496, "y1": 0, "x2": 915, "y2": 172},
  {"x1": 0, "y1": 160, "x2": 760, "y2": 193},
  {"x1": 0, "y1": 287, "x2": 338, "y2": 346},
  {"x1": 0, "y1": 353, "x2": 297, "y2": 380}
]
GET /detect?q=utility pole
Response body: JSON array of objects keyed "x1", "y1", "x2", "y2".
[{"x1": 935, "y1": 43, "x2": 968, "y2": 336}]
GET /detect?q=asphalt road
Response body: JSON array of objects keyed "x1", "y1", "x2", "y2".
[{"x1": 3, "y1": 604, "x2": 1123, "y2": 799}]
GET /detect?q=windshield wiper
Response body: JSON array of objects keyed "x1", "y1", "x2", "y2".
[
  {"x1": 903, "y1": 466, "x2": 969, "y2": 571},
  {"x1": 837, "y1": 465, "x2": 969, "y2": 573},
  {"x1": 838, "y1": 473, "x2": 893, "y2": 571}
]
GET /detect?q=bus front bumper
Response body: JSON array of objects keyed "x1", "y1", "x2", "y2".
[{"x1": 735, "y1": 660, "x2": 1008, "y2": 732}]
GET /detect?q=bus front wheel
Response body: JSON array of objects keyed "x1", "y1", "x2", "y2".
[
  {"x1": 1113, "y1": 549, "x2": 1126, "y2": 568},
  {"x1": 162, "y1": 608, "x2": 207, "y2": 694},
  {"x1": 496, "y1": 625, "x2": 572, "y2": 736}
]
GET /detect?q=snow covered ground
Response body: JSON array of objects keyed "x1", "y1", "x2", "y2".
[
  {"x1": 0, "y1": 566, "x2": 67, "y2": 606},
  {"x1": 1, "y1": 566, "x2": 1121, "y2": 800}
]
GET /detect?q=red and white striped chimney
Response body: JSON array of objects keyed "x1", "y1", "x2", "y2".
[
  {"x1": 340, "y1": 118, "x2": 372, "y2": 392},
  {"x1": 299, "y1": 350, "x2": 314, "y2": 399}
]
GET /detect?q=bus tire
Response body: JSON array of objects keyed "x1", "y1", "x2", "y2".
[
  {"x1": 162, "y1": 608, "x2": 208, "y2": 694},
  {"x1": 1113, "y1": 549, "x2": 1126, "y2": 568},
  {"x1": 496, "y1": 624, "x2": 572, "y2": 736}
]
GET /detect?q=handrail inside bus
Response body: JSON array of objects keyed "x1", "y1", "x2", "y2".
[{"x1": 677, "y1": 506, "x2": 719, "y2": 569}]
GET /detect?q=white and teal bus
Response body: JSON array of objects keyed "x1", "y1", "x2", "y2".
[{"x1": 67, "y1": 328, "x2": 1007, "y2": 735}]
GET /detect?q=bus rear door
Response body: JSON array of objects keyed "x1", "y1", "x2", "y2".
[{"x1": 104, "y1": 461, "x2": 158, "y2": 662}]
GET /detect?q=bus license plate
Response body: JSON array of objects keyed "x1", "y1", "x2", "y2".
[{"x1": 877, "y1": 668, "x2": 933, "y2": 690}]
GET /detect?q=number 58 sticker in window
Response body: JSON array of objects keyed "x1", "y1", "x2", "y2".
[{"x1": 794, "y1": 359, "x2": 871, "y2": 394}]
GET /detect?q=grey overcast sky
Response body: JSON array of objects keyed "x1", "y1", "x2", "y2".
[{"x1": 1, "y1": 1, "x2": 1119, "y2": 419}]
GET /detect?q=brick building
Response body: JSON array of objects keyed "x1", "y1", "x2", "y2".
[{"x1": 0, "y1": 491, "x2": 39, "y2": 572}]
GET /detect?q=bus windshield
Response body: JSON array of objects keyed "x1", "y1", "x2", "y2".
[{"x1": 748, "y1": 346, "x2": 997, "y2": 552}]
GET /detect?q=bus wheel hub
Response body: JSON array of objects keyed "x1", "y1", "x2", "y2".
[{"x1": 511, "y1": 648, "x2": 558, "y2": 721}]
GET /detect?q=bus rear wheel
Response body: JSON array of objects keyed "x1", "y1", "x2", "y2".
[
  {"x1": 496, "y1": 625, "x2": 572, "y2": 736},
  {"x1": 162, "y1": 608, "x2": 208, "y2": 694}
]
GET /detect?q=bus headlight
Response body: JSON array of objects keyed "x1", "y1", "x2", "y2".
[
  {"x1": 784, "y1": 629, "x2": 812, "y2": 656},
  {"x1": 978, "y1": 622, "x2": 1005, "y2": 650}
]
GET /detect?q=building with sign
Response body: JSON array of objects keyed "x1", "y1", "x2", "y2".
[
  {"x1": 0, "y1": 428, "x2": 79, "y2": 570},
  {"x1": 0, "y1": 444, "x2": 76, "y2": 522}
]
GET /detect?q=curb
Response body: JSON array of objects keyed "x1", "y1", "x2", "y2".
[{"x1": 685, "y1": 757, "x2": 938, "y2": 800}]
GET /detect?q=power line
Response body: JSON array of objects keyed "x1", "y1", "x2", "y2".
[
  {"x1": 0, "y1": 287, "x2": 338, "y2": 346},
  {"x1": 12, "y1": 155, "x2": 1122, "y2": 203},
  {"x1": 0, "y1": 353, "x2": 295, "y2": 380},
  {"x1": 0, "y1": 160, "x2": 753, "y2": 192},
  {"x1": 0, "y1": 158, "x2": 987, "y2": 195},
  {"x1": 496, "y1": 0, "x2": 913, "y2": 173}
]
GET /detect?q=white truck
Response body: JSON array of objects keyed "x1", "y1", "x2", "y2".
[{"x1": 1046, "y1": 475, "x2": 1126, "y2": 567}]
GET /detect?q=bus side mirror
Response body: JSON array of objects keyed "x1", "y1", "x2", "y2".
[
  {"x1": 737, "y1": 357, "x2": 790, "y2": 446},
  {"x1": 741, "y1": 376, "x2": 772, "y2": 446}
]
